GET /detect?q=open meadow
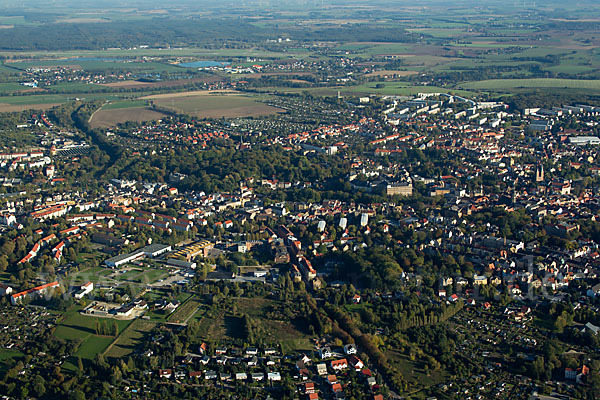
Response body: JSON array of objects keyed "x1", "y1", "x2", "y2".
[
  {"x1": 89, "y1": 107, "x2": 167, "y2": 128},
  {"x1": 149, "y1": 92, "x2": 285, "y2": 119}
]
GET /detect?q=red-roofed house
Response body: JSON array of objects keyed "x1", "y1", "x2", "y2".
[
  {"x1": 331, "y1": 358, "x2": 348, "y2": 371},
  {"x1": 11, "y1": 281, "x2": 60, "y2": 305}
]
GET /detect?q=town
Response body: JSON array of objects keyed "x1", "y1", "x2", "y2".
[{"x1": 0, "y1": 1, "x2": 600, "y2": 399}]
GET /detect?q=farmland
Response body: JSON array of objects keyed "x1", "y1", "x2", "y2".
[
  {"x1": 89, "y1": 107, "x2": 167, "y2": 128},
  {"x1": 151, "y1": 92, "x2": 284, "y2": 119},
  {"x1": 459, "y1": 78, "x2": 600, "y2": 91},
  {"x1": 100, "y1": 77, "x2": 221, "y2": 90}
]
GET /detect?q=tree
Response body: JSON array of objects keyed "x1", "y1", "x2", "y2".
[
  {"x1": 70, "y1": 389, "x2": 86, "y2": 400},
  {"x1": 33, "y1": 375, "x2": 46, "y2": 397},
  {"x1": 0, "y1": 255, "x2": 8, "y2": 272},
  {"x1": 77, "y1": 357, "x2": 84, "y2": 374}
]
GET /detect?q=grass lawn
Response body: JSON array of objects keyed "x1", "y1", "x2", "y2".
[
  {"x1": 74, "y1": 335, "x2": 114, "y2": 359},
  {"x1": 0, "y1": 92, "x2": 122, "y2": 107},
  {"x1": 0, "y1": 65, "x2": 17, "y2": 74},
  {"x1": 196, "y1": 310, "x2": 227, "y2": 341},
  {"x1": 388, "y1": 350, "x2": 448, "y2": 389},
  {"x1": 0, "y1": 349, "x2": 25, "y2": 372},
  {"x1": 54, "y1": 307, "x2": 132, "y2": 360},
  {"x1": 133, "y1": 268, "x2": 168, "y2": 284},
  {"x1": 114, "y1": 269, "x2": 143, "y2": 281},
  {"x1": 344, "y1": 303, "x2": 373, "y2": 315},
  {"x1": 177, "y1": 292, "x2": 193, "y2": 303},
  {"x1": 64, "y1": 266, "x2": 109, "y2": 286},
  {"x1": 168, "y1": 296, "x2": 201, "y2": 324},
  {"x1": 280, "y1": 338, "x2": 313, "y2": 355},
  {"x1": 105, "y1": 319, "x2": 156, "y2": 359}
]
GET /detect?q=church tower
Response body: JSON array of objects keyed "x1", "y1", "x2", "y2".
[{"x1": 535, "y1": 164, "x2": 544, "y2": 183}]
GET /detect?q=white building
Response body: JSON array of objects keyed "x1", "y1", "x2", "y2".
[
  {"x1": 360, "y1": 213, "x2": 369, "y2": 227},
  {"x1": 74, "y1": 281, "x2": 94, "y2": 300},
  {"x1": 317, "y1": 220, "x2": 326, "y2": 232}
]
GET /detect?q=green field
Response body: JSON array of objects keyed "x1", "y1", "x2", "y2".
[
  {"x1": 194, "y1": 297, "x2": 314, "y2": 349},
  {"x1": 75, "y1": 335, "x2": 114, "y2": 359},
  {"x1": 0, "y1": 94, "x2": 70, "y2": 105},
  {"x1": 0, "y1": 92, "x2": 120, "y2": 106},
  {"x1": 101, "y1": 99, "x2": 149, "y2": 110},
  {"x1": 337, "y1": 43, "x2": 413, "y2": 56},
  {"x1": 64, "y1": 266, "x2": 111, "y2": 286},
  {"x1": 345, "y1": 82, "x2": 474, "y2": 96},
  {"x1": 104, "y1": 319, "x2": 156, "y2": 359},
  {"x1": 54, "y1": 308, "x2": 132, "y2": 360},
  {"x1": 47, "y1": 82, "x2": 107, "y2": 92},
  {"x1": 156, "y1": 94, "x2": 261, "y2": 112},
  {"x1": 0, "y1": 82, "x2": 32, "y2": 94},
  {"x1": 133, "y1": 269, "x2": 168, "y2": 284},
  {"x1": 0, "y1": 349, "x2": 25, "y2": 372},
  {"x1": 6, "y1": 59, "x2": 184, "y2": 73},
  {"x1": 280, "y1": 338, "x2": 313, "y2": 355},
  {"x1": 111, "y1": 267, "x2": 168, "y2": 285},
  {"x1": 0, "y1": 47, "x2": 299, "y2": 60},
  {"x1": 388, "y1": 350, "x2": 448, "y2": 390},
  {"x1": 153, "y1": 93, "x2": 283, "y2": 118},
  {"x1": 114, "y1": 269, "x2": 143, "y2": 281},
  {"x1": 168, "y1": 296, "x2": 201, "y2": 324},
  {"x1": 459, "y1": 78, "x2": 600, "y2": 90},
  {"x1": 0, "y1": 16, "x2": 33, "y2": 26}
]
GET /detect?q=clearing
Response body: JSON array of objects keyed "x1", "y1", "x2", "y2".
[
  {"x1": 104, "y1": 319, "x2": 157, "y2": 359},
  {"x1": 89, "y1": 107, "x2": 167, "y2": 128},
  {"x1": 149, "y1": 92, "x2": 284, "y2": 118}
]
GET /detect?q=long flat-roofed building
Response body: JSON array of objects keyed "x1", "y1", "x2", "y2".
[
  {"x1": 105, "y1": 244, "x2": 172, "y2": 268},
  {"x1": 11, "y1": 281, "x2": 60, "y2": 305}
]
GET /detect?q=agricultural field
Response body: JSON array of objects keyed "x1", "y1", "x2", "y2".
[
  {"x1": 4, "y1": 59, "x2": 184, "y2": 74},
  {"x1": 0, "y1": 92, "x2": 120, "y2": 112},
  {"x1": 0, "y1": 103, "x2": 63, "y2": 113},
  {"x1": 100, "y1": 76, "x2": 221, "y2": 90},
  {"x1": 100, "y1": 99, "x2": 149, "y2": 110},
  {"x1": 344, "y1": 82, "x2": 474, "y2": 97},
  {"x1": 149, "y1": 92, "x2": 285, "y2": 119},
  {"x1": 458, "y1": 78, "x2": 600, "y2": 91},
  {"x1": 0, "y1": 82, "x2": 40, "y2": 94},
  {"x1": 89, "y1": 106, "x2": 167, "y2": 128}
]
